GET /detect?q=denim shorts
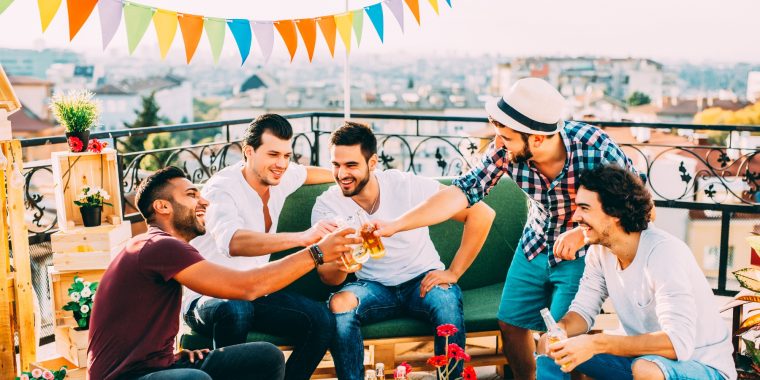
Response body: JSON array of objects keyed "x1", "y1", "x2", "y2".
[
  {"x1": 497, "y1": 244, "x2": 586, "y2": 331},
  {"x1": 635, "y1": 355, "x2": 726, "y2": 380}
]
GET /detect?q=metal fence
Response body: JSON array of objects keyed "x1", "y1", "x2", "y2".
[{"x1": 16, "y1": 112, "x2": 760, "y2": 342}]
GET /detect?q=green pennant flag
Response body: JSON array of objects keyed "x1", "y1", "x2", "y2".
[
  {"x1": 124, "y1": 2, "x2": 155, "y2": 54},
  {"x1": 0, "y1": 0, "x2": 14, "y2": 15},
  {"x1": 352, "y1": 9, "x2": 363, "y2": 47},
  {"x1": 204, "y1": 17, "x2": 226, "y2": 64}
]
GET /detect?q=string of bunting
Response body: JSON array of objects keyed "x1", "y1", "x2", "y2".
[{"x1": 0, "y1": 0, "x2": 451, "y2": 64}]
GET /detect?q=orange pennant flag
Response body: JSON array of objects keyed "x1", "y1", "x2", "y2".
[
  {"x1": 178, "y1": 13, "x2": 204, "y2": 64},
  {"x1": 67, "y1": 0, "x2": 97, "y2": 40},
  {"x1": 405, "y1": 0, "x2": 421, "y2": 25},
  {"x1": 428, "y1": 0, "x2": 440, "y2": 14},
  {"x1": 317, "y1": 16, "x2": 336, "y2": 58},
  {"x1": 295, "y1": 18, "x2": 317, "y2": 62},
  {"x1": 274, "y1": 20, "x2": 298, "y2": 62}
]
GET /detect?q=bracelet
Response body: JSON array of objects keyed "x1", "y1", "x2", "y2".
[{"x1": 308, "y1": 244, "x2": 324, "y2": 266}]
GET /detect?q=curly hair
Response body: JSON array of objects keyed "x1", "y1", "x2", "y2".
[{"x1": 578, "y1": 165, "x2": 652, "y2": 233}]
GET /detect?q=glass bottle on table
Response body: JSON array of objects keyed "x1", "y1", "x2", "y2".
[
  {"x1": 334, "y1": 215, "x2": 369, "y2": 270},
  {"x1": 356, "y1": 209, "x2": 385, "y2": 259}
]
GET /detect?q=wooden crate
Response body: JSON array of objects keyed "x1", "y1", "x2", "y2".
[
  {"x1": 52, "y1": 251, "x2": 115, "y2": 271},
  {"x1": 31, "y1": 357, "x2": 86, "y2": 380},
  {"x1": 48, "y1": 268, "x2": 104, "y2": 328},
  {"x1": 54, "y1": 326, "x2": 88, "y2": 368},
  {"x1": 51, "y1": 221, "x2": 131, "y2": 254},
  {"x1": 51, "y1": 150, "x2": 123, "y2": 232}
]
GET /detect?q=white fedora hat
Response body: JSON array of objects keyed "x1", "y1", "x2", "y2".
[{"x1": 485, "y1": 77, "x2": 566, "y2": 135}]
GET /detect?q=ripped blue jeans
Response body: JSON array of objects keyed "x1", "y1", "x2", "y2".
[{"x1": 329, "y1": 271, "x2": 465, "y2": 380}]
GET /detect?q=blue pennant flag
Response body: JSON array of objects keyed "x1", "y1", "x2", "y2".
[
  {"x1": 227, "y1": 19, "x2": 252, "y2": 65},
  {"x1": 365, "y1": 3, "x2": 384, "y2": 43}
]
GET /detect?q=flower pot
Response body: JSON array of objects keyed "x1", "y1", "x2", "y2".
[
  {"x1": 79, "y1": 205, "x2": 102, "y2": 227},
  {"x1": 65, "y1": 130, "x2": 90, "y2": 153}
]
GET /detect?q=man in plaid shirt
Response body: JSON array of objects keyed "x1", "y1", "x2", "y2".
[{"x1": 376, "y1": 78, "x2": 638, "y2": 379}]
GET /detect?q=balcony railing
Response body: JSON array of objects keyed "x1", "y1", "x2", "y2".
[{"x1": 15, "y1": 112, "x2": 760, "y2": 342}]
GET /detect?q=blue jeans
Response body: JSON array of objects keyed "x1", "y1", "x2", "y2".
[
  {"x1": 330, "y1": 272, "x2": 466, "y2": 380},
  {"x1": 184, "y1": 290, "x2": 334, "y2": 380},
  {"x1": 536, "y1": 353, "x2": 726, "y2": 380},
  {"x1": 132, "y1": 342, "x2": 285, "y2": 379}
]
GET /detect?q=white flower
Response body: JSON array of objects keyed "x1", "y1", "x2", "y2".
[
  {"x1": 31, "y1": 369, "x2": 42, "y2": 378},
  {"x1": 80, "y1": 288, "x2": 92, "y2": 298},
  {"x1": 20, "y1": 374, "x2": 29, "y2": 380},
  {"x1": 83, "y1": 281, "x2": 91, "y2": 287},
  {"x1": 75, "y1": 277, "x2": 84, "y2": 283},
  {"x1": 70, "y1": 292, "x2": 81, "y2": 302},
  {"x1": 80, "y1": 304, "x2": 90, "y2": 314}
]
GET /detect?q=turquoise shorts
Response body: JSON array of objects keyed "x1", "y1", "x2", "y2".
[{"x1": 497, "y1": 244, "x2": 586, "y2": 331}]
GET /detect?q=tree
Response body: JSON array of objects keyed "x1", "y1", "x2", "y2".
[
  {"x1": 142, "y1": 132, "x2": 173, "y2": 171},
  {"x1": 627, "y1": 91, "x2": 652, "y2": 106},
  {"x1": 121, "y1": 92, "x2": 161, "y2": 156}
]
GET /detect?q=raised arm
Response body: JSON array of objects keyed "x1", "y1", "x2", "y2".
[
  {"x1": 228, "y1": 221, "x2": 334, "y2": 257},
  {"x1": 304, "y1": 166, "x2": 334, "y2": 185}
]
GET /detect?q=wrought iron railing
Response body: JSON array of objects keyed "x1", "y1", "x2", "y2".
[{"x1": 15, "y1": 112, "x2": 760, "y2": 341}]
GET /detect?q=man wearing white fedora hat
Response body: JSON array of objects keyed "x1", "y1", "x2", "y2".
[{"x1": 374, "y1": 77, "x2": 639, "y2": 379}]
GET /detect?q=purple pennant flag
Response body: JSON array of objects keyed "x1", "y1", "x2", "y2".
[
  {"x1": 386, "y1": 0, "x2": 404, "y2": 32},
  {"x1": 252, "y1": 21, "x2": 274, "y2": 63},
  {"x1": 98, "y1": 0, "x2": 122, "y2": 50}
]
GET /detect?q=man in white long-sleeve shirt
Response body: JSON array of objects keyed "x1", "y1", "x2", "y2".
[{"x1": 537, "y1": 165, "x2": 736, "y2": 380}]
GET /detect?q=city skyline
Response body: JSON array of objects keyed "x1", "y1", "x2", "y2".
[{"x1": 0, "y1": 0, "x2": 759, "y2": 65}]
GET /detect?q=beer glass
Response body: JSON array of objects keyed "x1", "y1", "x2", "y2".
[
  {"x1": 334, "y1": 215, "x2": 368, "y2": 270},
  {"x1": 356, "y1": 210, "x2": 385, "y2": 259}
]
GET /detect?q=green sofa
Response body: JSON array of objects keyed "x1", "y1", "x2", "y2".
[{"x1": 180, "y1": 177, "x2": 527, "y2": 352}]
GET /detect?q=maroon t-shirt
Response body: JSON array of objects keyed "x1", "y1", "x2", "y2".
[{"x1": 88, "y1": 227, "x2": 204, "y2": 380}]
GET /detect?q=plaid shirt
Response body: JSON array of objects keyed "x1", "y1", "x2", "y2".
[{"x1": 453, "y1": 121, "x2": 637, "y2": 266}]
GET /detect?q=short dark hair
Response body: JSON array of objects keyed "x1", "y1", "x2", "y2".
[
  {"x1": 243, "y1": 113, "x2": 293, "y2": 151},
  {"x1": 135, "y1": 166, "x2": 187, "y2": 222},
  {"x1": 578, "y1": 165, "x2": 652, "y2": 233},
  {"x1": 330, "y1": 121, "x2": 377, "y2": 161}
]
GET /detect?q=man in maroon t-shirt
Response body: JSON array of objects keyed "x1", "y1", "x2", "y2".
[{"x1": 88, "y1": 166, "x2": 359, "y2": 380}]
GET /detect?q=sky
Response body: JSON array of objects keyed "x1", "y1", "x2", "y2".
[{"x1": 0, "y1": 0, "x2": 759, "y2": 65}]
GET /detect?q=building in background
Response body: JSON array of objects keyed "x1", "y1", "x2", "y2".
[{"x1": 0, "y1": 48, "x2": 81, "y2": 79}]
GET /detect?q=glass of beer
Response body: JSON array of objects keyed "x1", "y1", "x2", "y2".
[
  {"x1": 334, "y1": 215, "x2": 368, "y2": 270},
  {"x1": 356, "y1": 210, "x2": 385, "y2": 259}
]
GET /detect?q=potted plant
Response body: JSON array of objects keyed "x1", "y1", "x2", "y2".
[
  {"x1": 50, "y1": 89, "x2": 100, "y2": 152},
  {"x1": 62, "y1": 276, "x2": 98, "y2": 331},
  {"x1": 16, "y1": 366, "x2": 67, "y2": 380},
  {"x1": 73, "y1": 186, "x2": 112, "y2": 227},
  {"x1": 724, "y1": 236, "x2": 760, "y2": 378},
  {"x1": 419, "y1": 324, "x2": 476, "y2": 380}
]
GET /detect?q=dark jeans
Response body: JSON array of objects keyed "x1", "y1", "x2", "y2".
[
  {"x1": 184, "y1": 290, "x2": 334, "y2": 380},
  {"x1": 330, "y1": 272, "x2": 466, "y2": 380},
  {"x1": 133, "y1": 342, "x2": 285, "y2": 379}
]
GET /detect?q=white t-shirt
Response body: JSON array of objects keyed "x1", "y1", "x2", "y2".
[
  {"x1": 311, "y1": 169, "x2": 444, "y2": 286},
  {"x1": 569, "y1": 226, "x2": 737, "y2": 380},
  {"x1": 181, "y1": 160, "x2": 307, "y2": 313}
]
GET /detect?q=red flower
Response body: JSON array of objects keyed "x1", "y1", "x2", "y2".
[
  {"x1": 87, "y1": 138, "x2": 106, "y2": 153},
  {"x1": 462, "y1": 366, "x2": 477, "y2": 380},
  {"x1": 68, "y1": 136, "x2": 83, "y2": 152},
  {"x1": 400, "y1": 361, "x2": 412, "y2": 375},
  {"x1": 426, "y1": 355, "x2": 450, "y2": 368},
  {"x1": 436, "y1": 323, "x2": 458, "y2": 337},
  {"x1": 447, "y1": 343, "x2": 471, "y2": 362}
]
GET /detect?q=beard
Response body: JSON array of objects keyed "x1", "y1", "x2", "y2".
[
  {"x1": 337, "y1": 169, "x2": 371, "y2": 197},
  {"x1": 581, "y1": 223, "x2": 612, "y2": 247},
  {"x1": 510, "y1": 144, "x2": 533, "y2": 164},
  {"x1": 171, "y1": 201, "x2": 206, "y2": 240}
]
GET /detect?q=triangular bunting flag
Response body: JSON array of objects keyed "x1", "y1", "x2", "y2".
[
  {"x1": 152, "y1": 9, "x2": 178, "y2": 59},
  {"x1": 37, "y1": 0, "x2": 62, "y2": 32},
  {"x1": 204, "y1": 17, "x2": 225, "y2": 64},
  {"x1": 317, "y1": 16, "x2": 336, "y2": 57},
  {"x1": 274, "y1": 20, "x2": 298, "y2": 62},
  {"x1": 0, "y1": 0, "x2": 13, "y2": 15},
  {"x1": 428, "y1": 0, "x2": 439, "y2": 15},
  {"x1": 365, "y1": 3, "x2": 383, "y2": 43},
  {"x1": 67, "y1": 0, "x2": 97, "y2": 40},
  {"x1": 334, "y1": 12, "x2": 353, "y2": 54},
  {"x1": 98, "y1": 0, "x2": 122, "y2": 50},
  {"x1": 295, "y1": 18, "x2": 317, "y2": 62},
  {"x1": 351, "y1": 9, "x2": 363, "y2": 46},
  {"x1": 178, "y1": 14, "x2": 204, "y2": 64},
  {"x1": 252, "y1": 21, "x2": 274, "y2": 62},
  {"x1": 405, "y1": 0, "x2": 421, "y2": 25},
  {"x1": 386, "y1": 0, "x2": 404, "y2": 32},
  {"x1": 227, "y1": 19, "x2": 253, "y2": 65},
  {"x1": 445, "y1": 0, "x2": 451, "y2": 6},
  {"x1": 124, "y1": 2, "x2": 155, "y2": 54}
]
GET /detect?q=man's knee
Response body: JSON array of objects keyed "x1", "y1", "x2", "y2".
[
  {"x1": 329, "y1": 291, "x2": 359, "y2": 314},
  {"x1": 631, "y1": 359, "x2": 665, "y2": 380}
]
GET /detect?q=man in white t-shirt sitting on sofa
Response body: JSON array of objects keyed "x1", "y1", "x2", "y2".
[
  {"x1": 312, "y1": 122, "x2": 496, "y2": 380},
  {"x1": 536, "y1": 165, "x2": 736, "y2": 380},
  {"x1": 183, "y1": 114, "x2": 336, "y2": 380}
]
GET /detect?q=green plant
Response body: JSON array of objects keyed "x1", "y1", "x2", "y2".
[
  {"x1": 16, "y1": 366, "x2": 67, "y2": 380},
  {"x1": 73, "y1": 186, "x2": 113, "y2": 208},
  {"x1": 50, "y1": 89, "x2": 101, "y2": 133},
  {"x1": 62, "y1": 276, "x2": 98, "y2": 329}
]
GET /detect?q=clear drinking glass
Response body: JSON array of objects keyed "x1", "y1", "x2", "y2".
[
  {"x1": 334, "y1": 215, "x2": 368, "y2": 270},
  {"x1": 356, "y1": 210, "x2": 385, "y2": 259}
]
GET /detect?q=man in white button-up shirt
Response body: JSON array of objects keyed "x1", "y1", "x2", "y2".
[
  {"x1": 182, "y1": 114, "x2": 337, "y2": 380},
  {"x1": 537, "y1": 165, "x2": 736, "y2": 380}
]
